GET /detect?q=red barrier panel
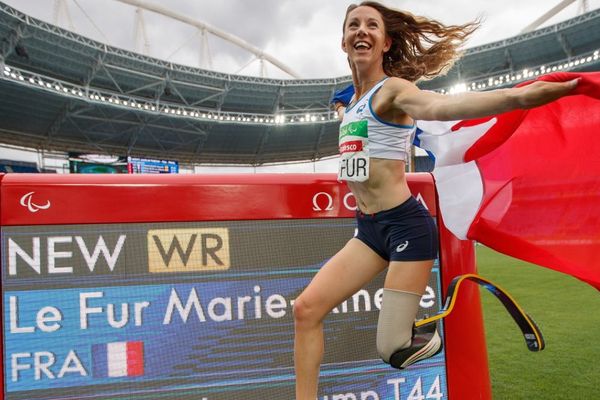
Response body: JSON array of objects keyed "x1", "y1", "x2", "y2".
[
  {"x1": 0, "y1": 173, "x2": 436, "y2": 224},
  {"x1": 0, "y1": 172, "x2": 490, "y2": 399}
]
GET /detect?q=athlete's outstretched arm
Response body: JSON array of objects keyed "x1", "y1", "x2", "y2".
[{"x1": 380, "y1": 77, "x2": 579, "y2": 121}]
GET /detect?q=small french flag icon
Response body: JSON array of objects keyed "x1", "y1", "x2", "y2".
[{"x1": 92, "y1": 341, "x2": 144, "y2": 378}]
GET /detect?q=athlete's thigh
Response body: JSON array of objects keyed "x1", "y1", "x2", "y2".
[
  {"x1": 299, "y1": 238, "x2": 388, "y2": 316},
  {"x1": 384, "y1": 259, "x2": 435, "y2": 294}
]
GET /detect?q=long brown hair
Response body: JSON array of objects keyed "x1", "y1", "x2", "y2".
[{"x1": 344, "y1": 1, "x2": 479, "y2": 82}]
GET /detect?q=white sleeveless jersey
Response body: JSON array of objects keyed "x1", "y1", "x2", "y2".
[{"x1": 338, "y1": 78, "x2": 416, "y2": 182}]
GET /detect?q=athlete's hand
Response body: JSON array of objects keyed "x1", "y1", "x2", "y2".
[
  {"x1": 334, "y1": 103, "x2": 346, "y2": 119},
  {"x1": 513, "y1": 78, "x2": 579, "y2": 109}
]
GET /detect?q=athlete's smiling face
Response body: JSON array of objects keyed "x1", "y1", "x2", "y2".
[{"x1": 342, "y1": 6, "x2": 391, "y2": 69}]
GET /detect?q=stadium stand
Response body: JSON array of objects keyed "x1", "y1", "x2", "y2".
[{"x1": 0, "y1": 2, "x2": 598, "y2": 167}]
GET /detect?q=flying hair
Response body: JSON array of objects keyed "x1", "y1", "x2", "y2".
[{"x1": 343, "y1": 1, "x2": 480, "y2": 82}]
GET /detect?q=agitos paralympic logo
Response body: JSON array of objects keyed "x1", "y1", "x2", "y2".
[
  {"x1": 19, "y1": 192, "x2": 51, "y2": 213},
  {"x1": 147, "y1": 228, "x2": 231, "y2": 273}
]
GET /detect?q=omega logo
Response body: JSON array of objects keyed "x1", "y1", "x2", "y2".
[
  {"x1": 312, "y1": 192, "x2": 357, "y2": 212},
  {"x1": 312, "y1": 192, "x2": 333, "y2": 211}
]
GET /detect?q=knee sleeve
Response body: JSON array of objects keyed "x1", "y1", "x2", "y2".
[{"x1": 376, "y1": 288, "x2": 421, "y2": 363}]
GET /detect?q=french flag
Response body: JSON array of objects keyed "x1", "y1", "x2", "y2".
[
  {"x1": 416, "y1": 71, "x2": 600, "y2": 290},
  {"x1": 92, "y1": 341, "x2": 144, "y2": 378}
]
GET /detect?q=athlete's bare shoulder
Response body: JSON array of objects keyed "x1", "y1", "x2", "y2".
[
  {"x1": 382, "y1": 76, "x2": 415, "y2": 93},
  {"x1": 374, "y1": 77, "x2": 416, "y2": 114}
]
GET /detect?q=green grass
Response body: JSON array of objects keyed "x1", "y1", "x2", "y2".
[{"x1": 476, "y1": 245, "x2": 600, "y2": 399}]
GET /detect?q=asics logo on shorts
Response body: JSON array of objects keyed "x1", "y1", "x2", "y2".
[{"x1": 396, "y1": 241, "x2": 409, "y2": 252}]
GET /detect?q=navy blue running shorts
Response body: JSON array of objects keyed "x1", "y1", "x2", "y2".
[{"x1": 355, "y1": 196, "x2": 439, "y2": 262}]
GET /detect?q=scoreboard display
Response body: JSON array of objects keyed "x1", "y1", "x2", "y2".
[
  {"x1": 127, "y1": 157, "x2": 179, "y2": 174},
  {"x1": 0, "y1": 173, "x2": 490, "y2": 399}
]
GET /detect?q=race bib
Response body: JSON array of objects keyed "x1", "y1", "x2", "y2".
[{"x1": 338, "y1": 120, "x2": 369, "y2": 182}]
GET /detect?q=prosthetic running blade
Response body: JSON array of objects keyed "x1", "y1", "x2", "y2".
[{"x1": 415, "y1": 273, "x2": 545, "y2": 352}]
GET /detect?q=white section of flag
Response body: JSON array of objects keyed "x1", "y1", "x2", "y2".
[
  {"x1": 417, "y1": 118, "x2": 496, "y2": 167},
  {"x1": 107, "y1": 342, "x2": 128, "y2": 377},
  {"x1": 433, "y1": 161, "x2": 484, "y2": 240}
]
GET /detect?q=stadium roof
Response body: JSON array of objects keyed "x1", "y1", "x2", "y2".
[{"x1": 0, "y1": 2, "x2": 599, "y2": 164}]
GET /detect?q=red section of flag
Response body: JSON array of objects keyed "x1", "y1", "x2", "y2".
[
  {"x1": 339, "y1": 140, "x2": 363, "y2": 154},
  {"x1": 126, "y1": 341, "x2": 144, "y2": 377},
  {"x1": 465, "y1": 72, "x2": 600, "y2": 290}
]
